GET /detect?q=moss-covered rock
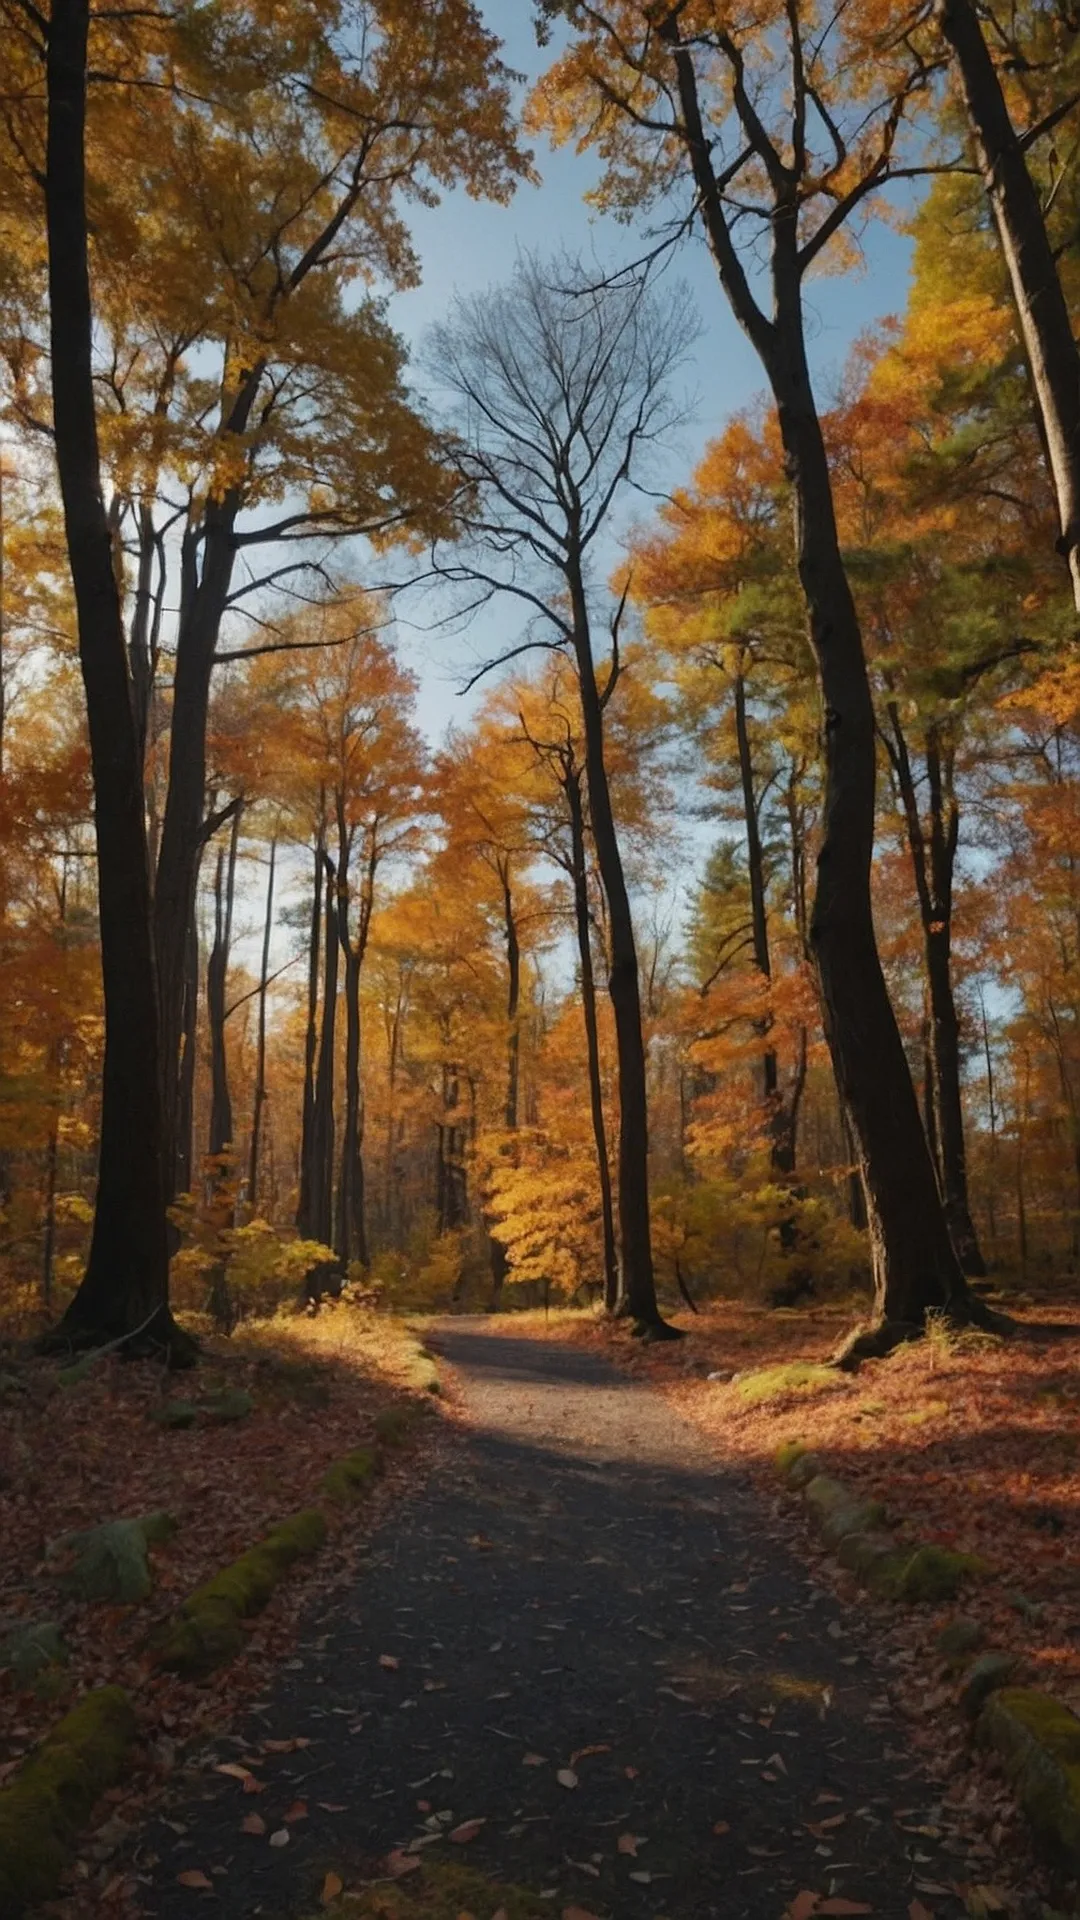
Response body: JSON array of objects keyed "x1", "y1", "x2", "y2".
[
  {"x1": 936, "y1": 1617, "x2": 986, "y2": 1662},
  {"x1": 156, "y1": 1507, "x2": 327, "y2": 1678},
  {"x1": 202, "y1": 1386, "x2": 254, "y2": 1424},
  {"x1": 835, "y1": 1532, "x2": 905, "y2": 1584},
  {"x1": 734, "y1": 1362, "x2": 840, "y2": 1408},
  {"x1": 876, "y1": 1543, "x2": 989, "y2": 1604},
  {"x1": 961, "y1": 1652, "x2": 1020, "y2": 1718},
  {"x1": 0, "y1": 1620, "x2": 68, "y2": 1687},
  {"x1": 977, "y1": 1688, "x2": 1080, "y2": 1872},
  {"x1": 774, "y1": 1440, "x2": 808, "y2": 1477},
  {"x1": 0, "y1": 1685, "x2": 136, "y2": 1915},
  {"x1": 48, "y1": 1511, "x2": 177, "y2": 1604},
  {"x1": 322, "y1": 1446, "x2": 380, "y2": 1503},
  {"x1": 802, "y1": 1475, "x2": 887, "y2": 1549},
  {"x1": 148, "y1": 1400, "x2": 199, "y2": 1429},
  {"x1": 319, "y1": 1861, "x2": 554, "y2": 1918},
  {"x1": 373, "y1": 1403, "x2": 424, "y2": 1448}
]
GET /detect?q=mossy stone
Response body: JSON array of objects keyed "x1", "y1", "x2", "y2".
[
  {"x1": 322, "y1": 1447, "x2": 380, "y2": 1503},
  {"x1": 202, "y1": 1387, "x2": 254, "y2": 1424},
  {"x1": 148, "y1": 1400, "x2": 199, "y2": 1429},
  {"x1": 157, "y1": 1507, "x2": 327, "y2": 1678},
  {"x1": 787, "y1": 1450, "x2": 825, "y2": 1490},
  {"x1": 0, "y1": 1685, "x2": 135, "y2": 1915},
  {"x1": 879, "y1": 1544, "x2": 989, "y2": 1604},
  {"x1": 961, "y1": 1652, "x2": 1021, "y2": 1718},
  {"x1": 803, "y1": 1475, "x2": 886, "y2": 1546},
  {"x1": 836, "y1": 1532, "x2": 904, "y2": 1582},
  {"x1": 55, "y1": 1356, "x2": 95, "y2": 1388},
  {"x1": 774, "y1": 1440, "x2": 808, "y2": 1477},
  {"x1": 0, "y1": 1621, "x2": 68, "y2": 1687},
  {"x1": 734, "y1": 1362, "x2": 839, "y2": 1407},
  {"x1": 977, "y1": 1688, "x2": 1080, "y2": 1871},
  {"x1": 373, "y1": 1403, "x2": 422, "y2": 1448},
  {"x1": 937, "y1": 1617, "x2": 986, "y2": 1661},
  {"x1": 48, "y1": 1512, "x2": 177, "y2": 1604}
]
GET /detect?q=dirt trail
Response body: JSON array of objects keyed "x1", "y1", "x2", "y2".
[{"x1": 145, "y1": 1323, "x2": 969, "y2": 1919}]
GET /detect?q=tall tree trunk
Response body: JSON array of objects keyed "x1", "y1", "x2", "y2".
[
  {"x1": 769, "y1": 324, "x2": 974, "y2": 1338},
  {"x1": 569, "y1": 577, "x2": 676, "y2": 1336},
  {"x1": 663, "y1": 17, "x2": 984, "y2": 1349},
  {"x1": 174, "y1": 916, "x2": 199, "y2": 1199},
  {"x1": 248, "y1": 837, "x2": 275, "y2": 1213},
  {"x1": 206, "y1": 806, "x2": 241, "y2": 1159},
  {"x1": 336, "y1": 943, "x2": 368, "y2": 1268},
  {"x1": 296, "y1": 834, "x2": 323, "y2": 1238},
  {"x1": 489, "y1": 859, "x2": 520, "y2": 1304},
  {"x1": 936, "y1": 0, "x2": 1080, "y2": 610},
  {"x1": 42, "y1": 0, "x2": 191, "y2": 1360},
  {"x1": 566, "y1": 765, "x2": 619, "y2": 1313},
  {"x1": 886, "y1": 709, "x2": 986, "y2": 1273},
  {"x1": 310, "y1": 853, "x2": 339, "y2": 1253}
]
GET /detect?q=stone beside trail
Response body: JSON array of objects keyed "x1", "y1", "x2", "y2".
[{"x1": 143, "y1": 1325, "x2": 975, "y2": 1919}]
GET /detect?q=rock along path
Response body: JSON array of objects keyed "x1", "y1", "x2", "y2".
[{"x1": 147, "y1": 1323, "x2": 970, "y2": 1919}]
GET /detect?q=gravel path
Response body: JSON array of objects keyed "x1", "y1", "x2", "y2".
[{"x1": 146, "y1": 1323, "x2": 970, "y2": 1919}]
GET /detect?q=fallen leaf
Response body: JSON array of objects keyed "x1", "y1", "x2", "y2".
[
  {"x1": 617, "y1": 1833, "x2": 638, "y2": 1856},
  {"x1": 283, "y1": 1800, "x2": 308, "y2": 1824},
  {"x1": 449, "y1": 1819, "x2": 485, "y2": 1844},
  {"x1": 556, "y1": 1768, "x2": 579, "y2": 1790},
  {"x1": 623, "y1": 1765, "x2": 639, "y2": 1780},
  {"x1": 177, "y1": 1871, "x2": 214, "y2": 1890},
  {"x1": 215, "y1": 1762, "x2": 257, "y2": 1786},
  {"x1": 818, "y1": 1903, "x2": 873, "y2": 1916},
  {"x1": 385, "y1": 1850, "x2": 421, "y2": 1878},
  {"x1": 522, "y1": 1753, "x2": 547, "y2": 1767},
  {"x1": 491, "y1": 1910, "x2": 508, "y2": 1920},
  {"x1": 628, "y1": 1870, "x2": 651, "y2": 1884},
  {"x1": 712, "y1": 1820, "x2": 730, "y2": 1836},
  {"x1": 322, "y1": 1872, "x2": 344, "y2": 1905},
  {"x1": 269, "y1": 1828, "x2": 290, "y2": 1849},
  {"x1": 318, "y1": 1802, "x2": 347, "y2": 1813},
  {"x1": 240, "y1": 1813, "x2": 267, "y2": 1836},
  {"x1": 379, "y1": 1654, "x2": 400, "y2": 1670},
  {"x1": 262, "y1": 1738, "x2": 311, "y2": 1753},
  {"x1": 909, "y1": 1904, "x2": 934, "y2": 1920},
  {"x1": 569, "y1": 1743, "x2": 611, "y2": 1766},
  {"x1": 561, "y1": 1909, "x2": 602, "y2": 1920},
  {"x1": 788, "y1": 1896, "x2": 819, "y2": 1920}
]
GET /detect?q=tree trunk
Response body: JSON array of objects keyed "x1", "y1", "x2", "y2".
[
  {"x1": 296, "y1": 835, "x2": 323, "y2": 1238},
  {"x1": 310, "y1": 853, "x2": 339, "y2": 1254},
  {"x1": 336, "y1": 941, "x2": 368, "y2": 1268},
  {"x1": 569, "y1": 577, "x2": 676, "y2": 1336},
  {"x1": 489, "y1": 859, "x2": 520, "y2": 1303},
  {"x1": 247, "y1": 836, "x2": 275, "y2": 1213},
  {"x1": 887, "y1": 710, "x2": 986, "y2": 1273},
  {"x1": 174, "y1": 915, "x2": 199, "y2": 1199},
  {"x1": 206, "y1": 806, "x2": 241, "y2": 1159},
  {"x1": 566, "y1": 766, "x2": 619, "y2": 1313},
  {"x1": 768, "y1": 323, "x2": 974, "y2": 1337},
  {"x1": 42, "y1": 0, "x2": 191, "y2": 1361},
  {"x1": 936, "y1": 0, "x2": 1080, "y2": 610}
]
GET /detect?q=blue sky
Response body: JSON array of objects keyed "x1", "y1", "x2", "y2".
[{"x1": 385, "y1": 2, "x2": 918, "y2": 742}]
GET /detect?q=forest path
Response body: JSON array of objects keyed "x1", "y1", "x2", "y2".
[{"x1": 146, "y1": 1322, "x2": 968, "y2": 1919}]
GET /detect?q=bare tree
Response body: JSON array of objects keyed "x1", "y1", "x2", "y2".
[{"x1": 428, "y1": 255, "x2": 694, "y2": 1337}]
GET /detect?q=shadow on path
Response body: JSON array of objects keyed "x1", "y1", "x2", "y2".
[{"x1": 145, "y1": 1321, "x2": 970, "y2": 1919}]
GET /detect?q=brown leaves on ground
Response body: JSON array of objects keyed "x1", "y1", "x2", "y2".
[{"x1": 0, "y1": 1304, "x2": 438, "y2": 1915}]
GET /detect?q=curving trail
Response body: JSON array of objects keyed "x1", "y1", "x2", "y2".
[{"x1": 146, "y1": 1323, "x2": 967, "y2": 1919}]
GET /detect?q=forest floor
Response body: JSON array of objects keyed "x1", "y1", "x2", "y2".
[
  {"x1": 0, "y1": 1303, "x2": 440, "y2": 1850},
  {"x1": 63, "y1": 1314, "x2": 1065, "y2": 1920}
]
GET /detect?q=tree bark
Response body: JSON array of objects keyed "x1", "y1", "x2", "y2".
[
  {"x1": 569, "y1": 576, "x2": 676, "y2": 1336},
  {"x1": 489, "y1": 858, "x2": 520, "y2": 1303},
  {"x1": 566, "y1": 764, "x2": 620, "y2": 1313},
  {"x1": 335, "y1": 821, "x2": 376, "y2": 1271},
  {"x1": 310, "y1": 852, "x2": 339, "y2": 1254},
  {"x1": 247, "y1": 836, "x2": 275, "y2": 1213},
  {"x1": 296, "y1": 834, "x2": 323, "y2": 1238},
  {"x1": 42, "y1": 0, "x2": 192, "y2": 1361},
  {"x1": 206, "y1": 805, "x2": 241, "y2": 1159},
  {"x1": 886, "y1": 709, "x2": 986, "y2": 1273},
  {"x1": 936, "y1": 0, "x2": 1080, "y2": 611},
  {"x1": 174, "y1": 915, "x2": 199, "y2": 1200}
]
